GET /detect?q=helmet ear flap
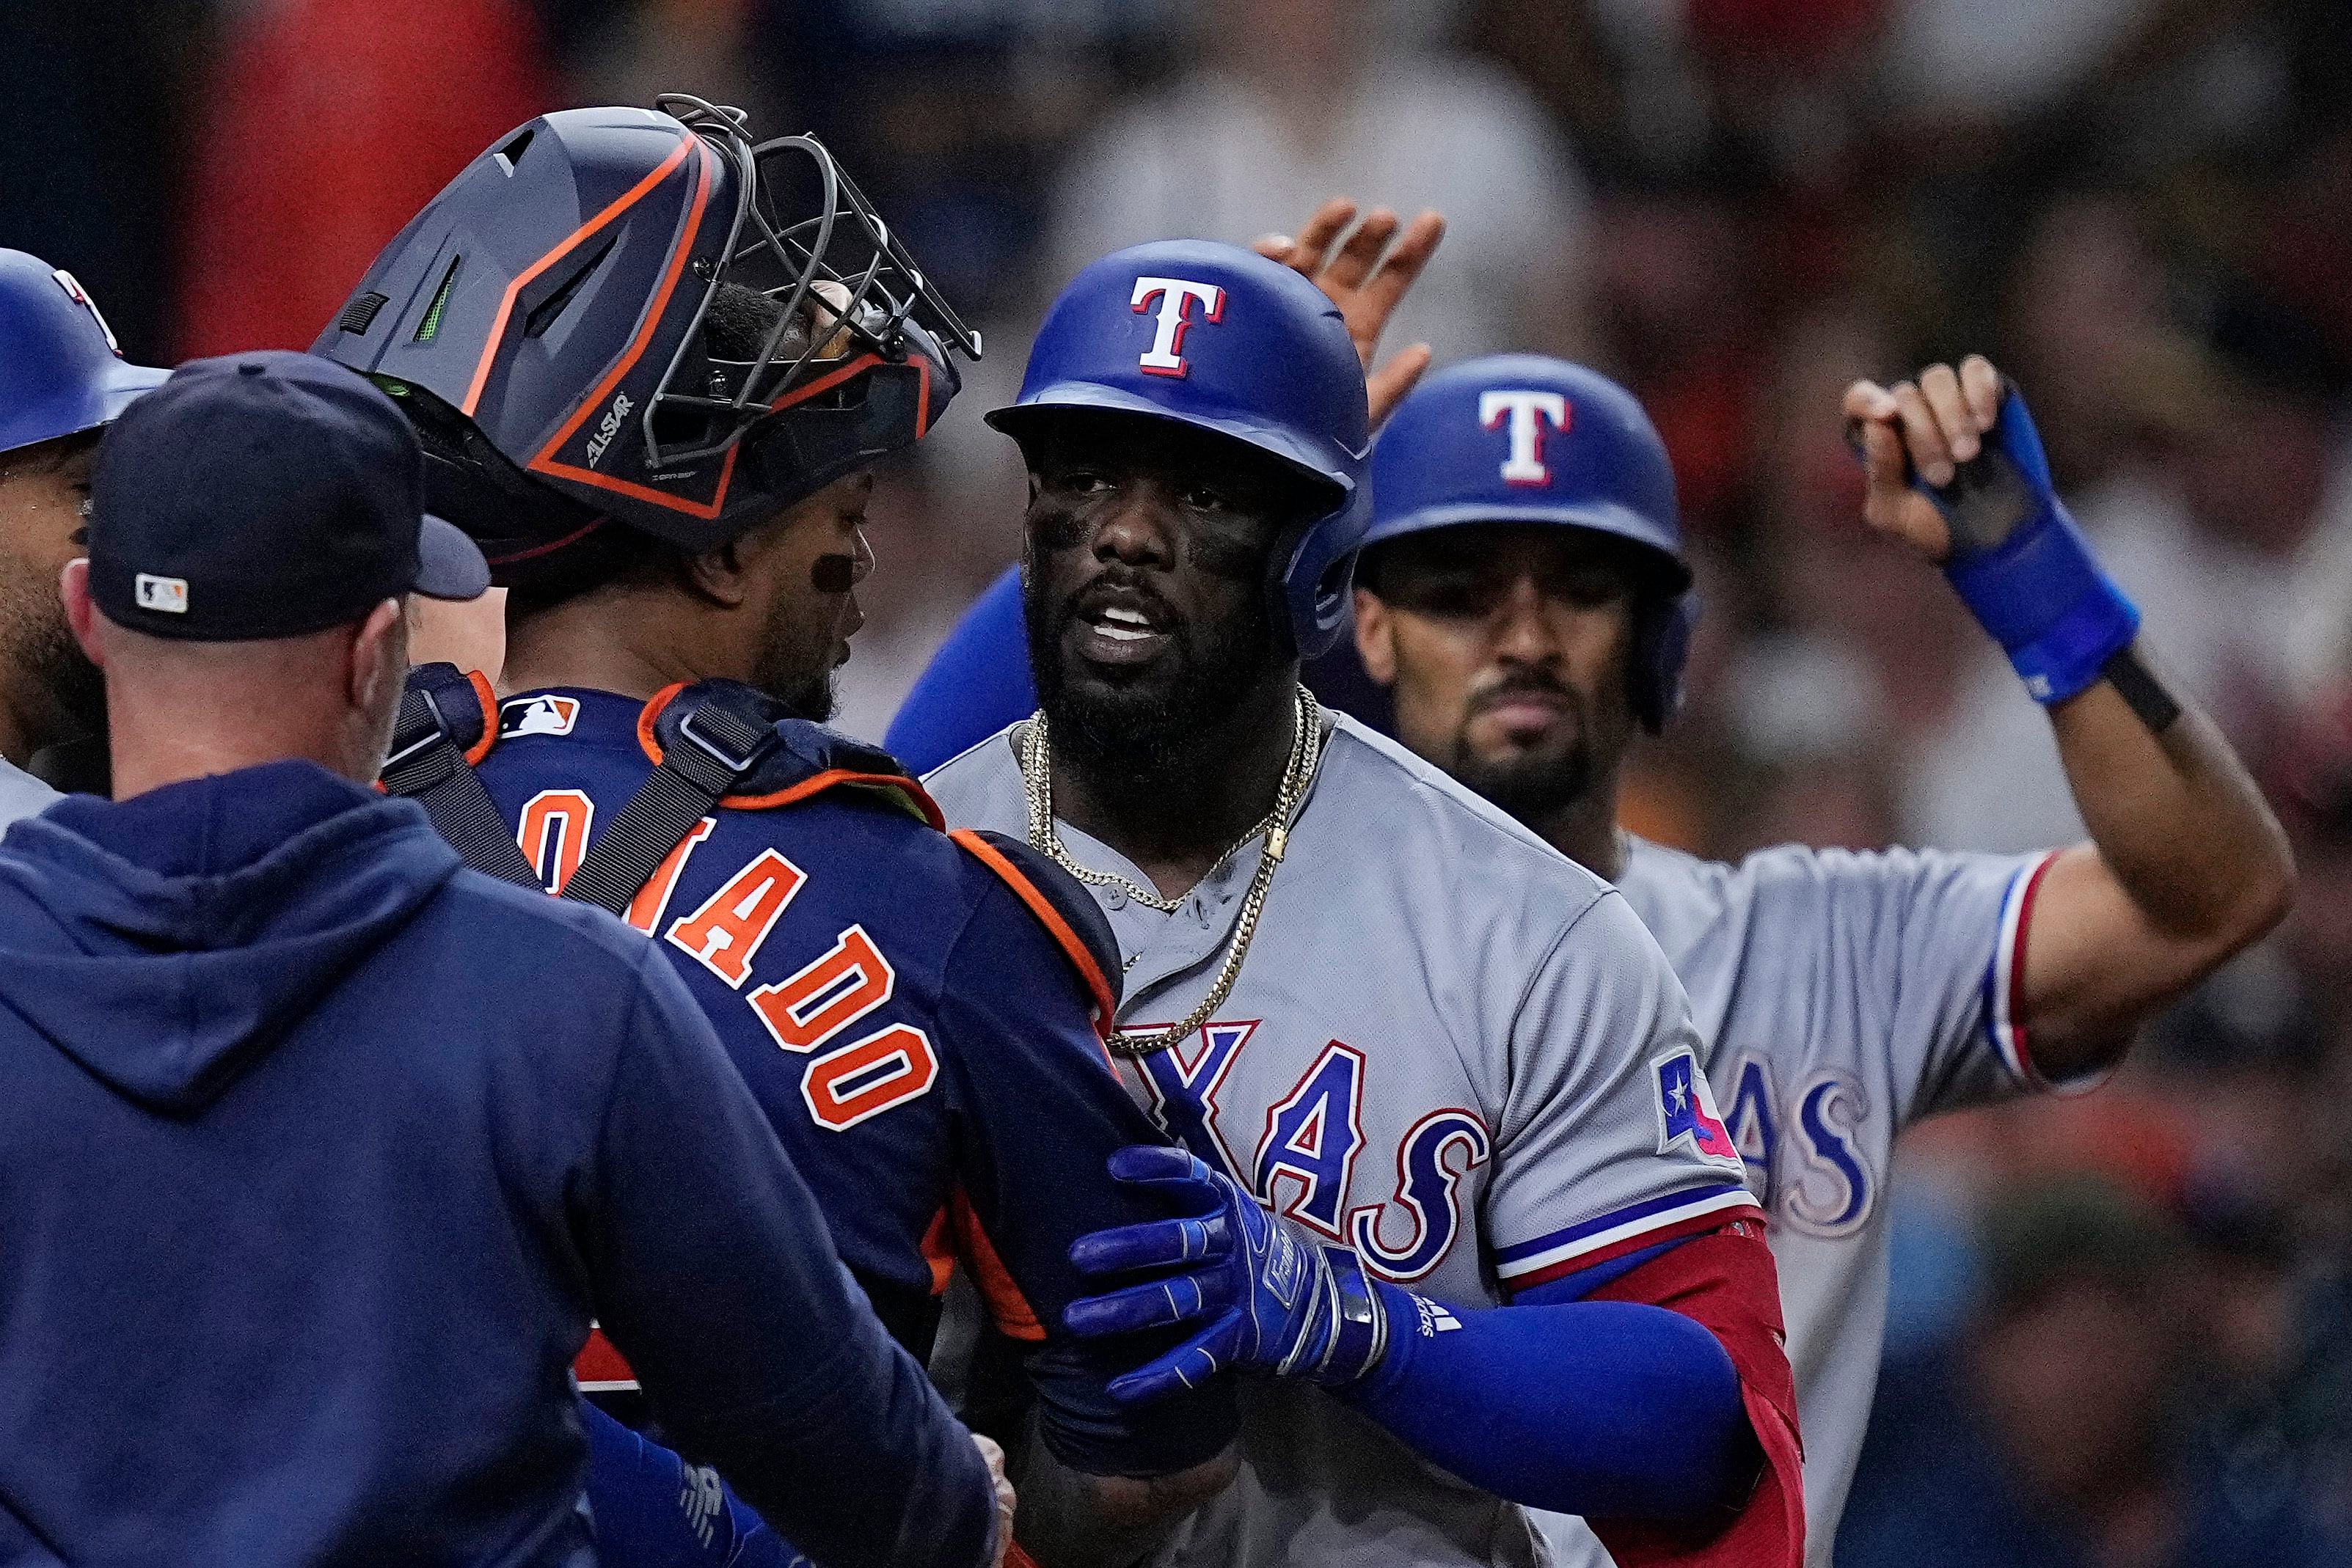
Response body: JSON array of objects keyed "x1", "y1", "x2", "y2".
[
  {"x1": 1267, "y1": 513, "x2": 1362, "y2": 661},
  {"x1": 1630, "y1": 589, "x2": 1696, "y2": 734}
]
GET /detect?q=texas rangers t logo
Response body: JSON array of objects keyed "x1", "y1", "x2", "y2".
[
  {"x1": 1131, "y1": 276, "x2": 1225, "y2": 378},
  {"x1": 1653, "y1": 1048, "x2": 1741, "y2": 1166},
  {"x1": 1479, "y1": 389, "x2": 1570, "y2": 486}
]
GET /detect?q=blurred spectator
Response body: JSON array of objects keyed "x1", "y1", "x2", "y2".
[
  {"x1": 178, "y1": 0, "x2": 556, "y2": 357},
  {"x1": 1907, "y1": 285, "x2": 2352, "y2": 852},
  {"x1": 1585, "y1": 186, "x2": 1766, "y2": 534},
  {"x1": 1879, "y1": 0, "x2": 2152, "y2": 128},
  {"x1": 0, "y1": 0, "x2": 200, "y2": 362},
  {"x1": 1840, "y1": 1176, "x2": 2351, "y2": 1568},
  {"x1": 1047, "y1": 0, "x2": 1591, "y2": 364}
]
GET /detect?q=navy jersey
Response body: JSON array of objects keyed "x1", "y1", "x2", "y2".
[{"x1": 470, "y1": 682, "x2": 1232, "y2": 1476}]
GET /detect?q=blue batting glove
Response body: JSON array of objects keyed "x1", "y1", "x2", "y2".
[
  {"x1": 1874, "y1": 379, "x2": 2140, "y2": 705},
  {"x1": 1062, "y1": 1145, "x2": 1392, "y2": 1404}
]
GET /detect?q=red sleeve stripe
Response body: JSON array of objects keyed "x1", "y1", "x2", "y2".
[{"x1": 1985, "y1": 851, "x2": 2059, "y2": 1086}]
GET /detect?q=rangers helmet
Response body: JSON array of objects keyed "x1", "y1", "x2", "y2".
[
  {"x1": 990, "y1": 241, "x2": 1371, "y2": 658},
  {"x1": 313, "y1": 95, "x2": 980, "y2": 581},
  {"x1": 0, "y1": 251, "x2": 167, "y2": 458},
  {"x1": 1365, "y1": 355, "x2": 1696, "y2": 732}
]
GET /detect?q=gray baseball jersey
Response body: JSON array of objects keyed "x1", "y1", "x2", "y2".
[
  {"x1": 926, "y1": 713, "x2": 1763, "y2": 1568},
  {"x1": 1538, "y1": 835, "x2": 2062, "y2": 1568},
  {"x1": 0, "y1": 758, "x2": 58, "y2": 830}
]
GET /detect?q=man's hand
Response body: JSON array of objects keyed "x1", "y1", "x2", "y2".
[
  {"x1": 1842, "y1": 355, "x2": 2293, "y2": 1085},
  {"x1": 1841, "y1": 353, "x2": 2006, "y2": 562},
  {"x1": 1254, "y1": 199, "x2": 1445, "y2": 428},
  {"x1": 1062, "y1": 1146, "x2": 1389, "y2": 1403},
  {"x1": 973, "y1": 1433, "x2": 1017, "y2": 1568}
]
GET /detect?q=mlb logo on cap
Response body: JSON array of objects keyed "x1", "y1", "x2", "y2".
[
  {"x1": 87, "y1": 350, "x2": 488, "y2": 642},
  {"x1": 134, "y1": 574, "x2": 189, "y2": 614}
]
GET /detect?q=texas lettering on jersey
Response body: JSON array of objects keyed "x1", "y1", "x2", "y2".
[
  {"x1": 1535, "y1": 835, "x2": 2059, "y2": 1568},
  {"x1": 1135, "y1": 1022, "x2": 1494, "y2": 1285},
  {"x1": 927, "y1": 714, "x2": 1774, "y2": 1568}
]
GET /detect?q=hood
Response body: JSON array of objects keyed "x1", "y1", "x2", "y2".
[{"x1": 0, "y1": 761, "x2": 462, "y2": 1115}]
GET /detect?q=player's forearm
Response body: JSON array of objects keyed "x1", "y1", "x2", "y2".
[
  {"x1": 1856, "y1": 373, "x2": 2294, "y2": 1076},
  {"x1": 2020, "y1": 644, "x2": 2293, "y2": 1080},
  {"x1": 2048, "y1": 642, "x2": 2293, "y2": 953},
  {"x1": 580, "y1": 1399, "x2": 808, "y2": 1567},
  {"x1": 1345, "y1": 1289, "x2": 1758, "y2": 1520},
  {"x1": 1007, "y1": 1426, "x2": 1236, "y2": 1568}
]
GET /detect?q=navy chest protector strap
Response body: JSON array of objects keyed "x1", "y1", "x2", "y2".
[
  {"x1": 384, "y1": 664, "x2": 799, "y2": 916},
  {"x1": 385, "y1": 666, "x2": 1128, "y2": 1030},
  {"x1": 381, "y1": 666, "x2": 541, "y2": 889},
  {"x1": 558, "y1": 689, "x2": 781, "y2": 913}
]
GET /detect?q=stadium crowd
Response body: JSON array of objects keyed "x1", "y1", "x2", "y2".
[{"x1": 4, "y1": 0, "x2": 2348, "y2": 1564}]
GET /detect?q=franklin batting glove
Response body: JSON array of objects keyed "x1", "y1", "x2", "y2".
[{"x1": 1061, "y1": 1145, "x2": 1390, "y2": 1404}]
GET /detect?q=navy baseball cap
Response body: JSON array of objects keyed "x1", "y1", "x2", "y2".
[{"x1": 88, "y1": 350, "x2": 489, "y2": 641}]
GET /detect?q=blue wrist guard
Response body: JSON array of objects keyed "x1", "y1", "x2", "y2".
[
  {"x1": 1913, "y1": 384, "x2": 2140, "y2": 704},
  {"x1": 1062, "y1": 1146, "x2": 1393, "y2": 1403}
]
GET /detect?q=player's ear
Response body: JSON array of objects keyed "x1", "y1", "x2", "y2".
[
  {"x1": 1353, "y1": 585, "x2": 1398, "y2": 686},
  {"x1": 59, "y1": 559, "x2": 106, "y2": 668},
  {"x1": 347, "y1": 597, "x2": 406, "y2": 713},
  {"x1": 682, "y1": 538, "x2": 755, "y2": 611}
]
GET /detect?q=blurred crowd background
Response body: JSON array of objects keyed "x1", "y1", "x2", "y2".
[{"x1": 7, "y1": 0, "x2": 2350, "y2": 1562}]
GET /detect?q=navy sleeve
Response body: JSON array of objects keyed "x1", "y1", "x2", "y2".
[
  {"x1": 938, "y1": 877, "x2": 1238, "y2": 1477},
  {"x1": 580, "y1": 943, "x2": 995, "y2": 1568},
  {"x1": 885, "y1": 565, "x2": 1035, "y2": 776}
]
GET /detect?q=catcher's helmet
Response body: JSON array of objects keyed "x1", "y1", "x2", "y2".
[
  {"x1": 313, "y1": 95, "x2": 979, "y2": 579},
  {"x1": 990, "y1": 241, "x2": 1371, "y2": 658},
  {"x1": 0, "y1": 251, "x2": 167, "y2": 458},
  {"x1": 1365, "y1": 355, "x2": 1695, "y2": 732}
]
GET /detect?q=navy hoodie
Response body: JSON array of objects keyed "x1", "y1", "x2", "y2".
[{"x1": 0, "y1": 762, "x2": 992, "y2": 1568}]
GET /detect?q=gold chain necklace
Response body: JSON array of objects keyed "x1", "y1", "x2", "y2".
[{"x1": 1021, "y1": 685, "x2": 1321, "y2": 1058}]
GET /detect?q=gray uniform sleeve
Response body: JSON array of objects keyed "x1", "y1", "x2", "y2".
[
  {"x1": 1484, "y1": 890, "x2": 1762, "y2": 1295},
  {"x1": 581, "y1": 943, "x2": 995, "y2": 1568},
  {"x1": 1737, "y1": 843, "x2": 2059, "y2": 1128}
]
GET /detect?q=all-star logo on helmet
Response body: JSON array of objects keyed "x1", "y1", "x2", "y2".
[{"x1": 314, "y1": 94, "x2": 980, "y2": 582}]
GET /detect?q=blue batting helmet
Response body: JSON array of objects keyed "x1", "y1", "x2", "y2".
[
  {"x1": 0, "y1": 251, "x2": 167, "y2": 458},
  {"x1": 989, "y1": 241, "x2": 1371, "y2": 658},
  {"x1": 1364, "y1": 355, "x2": 1695, "y2": 732}
]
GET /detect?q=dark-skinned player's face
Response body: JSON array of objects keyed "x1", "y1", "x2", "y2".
[
  {"x1": 1354, "y1": 524, "x2": 1646, "y2": 825},
  {"x1": 1018, "y1": 411, "x2": 1322, "y2": 764},
  {"x1": 0, "y1": 432, "x2": 105, "y2": 738},
  {"x1": 745, "y1": 469, "x2": 874, "y2": 720}
]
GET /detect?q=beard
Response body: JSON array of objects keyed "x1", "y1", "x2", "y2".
[
  {"x1": 1022, "y1": 558, "x2": 1283, "y2": 793},
  {"x1": 748, "y1": 589, "x2": 839, "y2": 722},
  {"x1": 0, "y1": 553, "x2": 103, "y2": 743},
  {"x1": 1447, "y1": 678, "x2": 1602, "y2": 829}
]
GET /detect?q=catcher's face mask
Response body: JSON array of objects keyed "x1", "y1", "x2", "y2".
[{"x1": 315, "y1": 94, "x2": 980, "y2": 568}]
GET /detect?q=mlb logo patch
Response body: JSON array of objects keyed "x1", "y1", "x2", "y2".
[
  {"x1": 134, "y1": 574, "x2": 189, "y2": 614},
  {"x1": 501, "y1": 695, "x2": 580, "y2": 738},
  {"x1": 1653, "y1": 1048, "x2": 1742, "y2": 1168}
]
